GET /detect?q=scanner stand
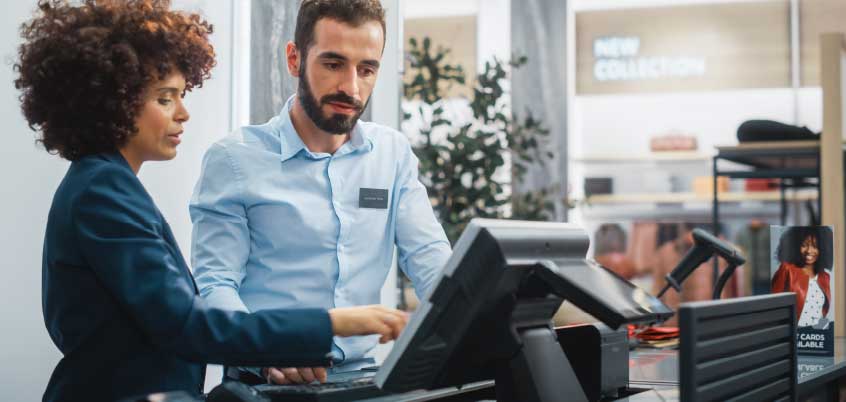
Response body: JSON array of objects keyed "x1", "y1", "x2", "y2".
[
  {"x1": 495, "y1": 325, "x2": 588, "y2": 402},
  {"x1": 487, "y1": 269, "x2": 589, "y2": 402}
]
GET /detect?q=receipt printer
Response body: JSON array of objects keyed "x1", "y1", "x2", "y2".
[{"x1": 555, "y1": 323, "x2": 629, "y2": 401}]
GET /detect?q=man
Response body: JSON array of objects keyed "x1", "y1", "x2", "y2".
[{"x1": 190, "y1": 0, "x2": 450, "y2": 385}]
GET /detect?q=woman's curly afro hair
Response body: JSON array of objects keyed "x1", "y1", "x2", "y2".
[{"x1": 14, "y1": 0, "x2": 216, "y2": 161}]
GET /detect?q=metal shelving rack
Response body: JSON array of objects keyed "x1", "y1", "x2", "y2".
[
  {"x1": 709, "y1": 140, "x2": 846, "y2": 289},
  {"x1": 712, "y1": 140, "x2": 823, "y2": 233}
]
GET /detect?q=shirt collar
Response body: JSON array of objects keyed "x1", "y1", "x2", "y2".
[
  {"x1": 276, "y1": 96, "x2": 309, "y2": 163},
  {"x1": 275, "y1": 95, "x2": 374, "y2": 162}
]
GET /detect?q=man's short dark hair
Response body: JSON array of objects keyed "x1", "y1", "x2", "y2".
[{"x1": 294, "y1": 0, "x2": 386, "y2": 58}]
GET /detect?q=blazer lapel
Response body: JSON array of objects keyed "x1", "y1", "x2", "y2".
[{"x1": 100, "y1": 152, "x2": 201, "y2": 295}]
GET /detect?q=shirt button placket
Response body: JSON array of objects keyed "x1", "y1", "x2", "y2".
[{"x1": 328, "y1": 159, "x2": 345, "y2": 292}]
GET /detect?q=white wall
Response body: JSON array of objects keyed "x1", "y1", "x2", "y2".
[
  {"x1": 0, "y1": 1, "x2": 238, "y2": 399},
  {"x1": 404, "y1": 0, "x2": 511, "y2": 71},
  {"x1": 571, "y1": 88, "x2": 821, "y2": 157},
  {"x1": 0, "y1": 3, "x2": 68, "y2": 401}
]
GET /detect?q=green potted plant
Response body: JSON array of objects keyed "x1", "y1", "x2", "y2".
[{"x1": 403, "y1": 36, "x2": 555, "y2": 243}]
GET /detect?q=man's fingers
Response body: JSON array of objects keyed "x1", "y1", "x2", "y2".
[
  {"x1": 282, "y1": 367, "x2": 305, "y2": 384},
  {"x1": 330, "y1": 305, "x2": 411, "y2": 338},
  {"x1": 314, "y1": 367, "x2": 328, "y2": 383},
  {"x1": 361, "y1": 306, "x2": 408, "y2": 342},
  {"x1": 373, "y1": 321, "x2": 393, "y2": 343},
  {"x1": 380, "y1": 310, "x2": 407, "y2": 340},
  {"x1": 298, "y1": 367, "x2": 316, "y2": 383},
  {"x1": 266, "y1": 367, "x2": 289, "y2": 384}
]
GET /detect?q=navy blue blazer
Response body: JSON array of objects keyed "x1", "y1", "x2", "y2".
[{"x1": 41, "y1": 153, "x2": 333, "y2": 402}]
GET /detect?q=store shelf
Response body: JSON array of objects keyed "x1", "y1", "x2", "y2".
[
  {"x1": 572, "y1": 151, "x2": 711, "y2": 163},
  {"x1": 715, "y1": 140, "x2": 822, "y2": 171},
  {"x1": 711, "y1": 140, "x2": 843, "y2": 227},
  {"x1": 584, "y1": 191, "x2": 818, "y2": 205}
]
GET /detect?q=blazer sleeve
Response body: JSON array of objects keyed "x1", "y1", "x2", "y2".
[{"x1": 73, "y1": 164, "x2": 333, "y2": 367}]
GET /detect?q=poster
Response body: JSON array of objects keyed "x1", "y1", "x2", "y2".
[{"x1": 770, "y1": 226, "x2": 835, "y2": 356}]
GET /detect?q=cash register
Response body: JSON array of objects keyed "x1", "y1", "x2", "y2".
[{"x1": 135, "y1": 219, "x2": 673, "y2": 402}]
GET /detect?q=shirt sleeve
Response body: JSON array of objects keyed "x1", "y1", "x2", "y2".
[
  {"x1": 393, "y1": 141, "x2": 451, "y2": 300},
  {"x1": 190, "y1": 143, "x2": 251, "y2": 313},
  {"x1": 74, "y1": 165, "x2": 333, "y2": 366}
]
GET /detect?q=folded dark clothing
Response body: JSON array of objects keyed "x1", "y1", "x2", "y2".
[{"x1": 737, "y1": 120, "x2": 819, "y2": 142}]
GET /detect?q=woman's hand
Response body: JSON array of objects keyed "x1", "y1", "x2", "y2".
[{"x1": 328, "y1": 305, "x2": 410, "y2": 343}]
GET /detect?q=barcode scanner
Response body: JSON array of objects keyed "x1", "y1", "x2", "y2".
[{"x1": 657, "y1": 228, "x2": 746, "y2": 300}]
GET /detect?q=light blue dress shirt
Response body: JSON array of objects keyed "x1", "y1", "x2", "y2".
[{"x1": 190, "y1": 96, "x2": 450, "y2": 363}]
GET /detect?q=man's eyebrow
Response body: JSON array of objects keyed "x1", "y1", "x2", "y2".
[
  {"x1": 317, "y1": 51, "x2": 348, "y2": 61},
  {"x1": 317, "y1": 51, "x2": 380, "y2": 69},
  {"x1": 361, "y1": 59, "x2": 380, "y2": 69}
]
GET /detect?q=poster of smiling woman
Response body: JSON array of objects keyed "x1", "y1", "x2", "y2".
[{"x1": 771, "y1": 226, "x2": 835, "y2": 356}]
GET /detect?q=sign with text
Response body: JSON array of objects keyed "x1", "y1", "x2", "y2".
[
  {"x1": 576, "y1": 2, "x2": 791, "y2": 94},
  {"x1": 771, "y1": 226, "x2": 835, "y2": 357}
]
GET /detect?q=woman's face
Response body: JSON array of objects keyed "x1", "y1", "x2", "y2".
[
  {"x1": 121, "y1": 72, "x2": 189, "y2": 169},
  {"x1": 800, "y1": 235, "x2": 819, "y2": 266}
]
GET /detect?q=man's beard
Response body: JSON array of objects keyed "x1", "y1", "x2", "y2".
[{"x1": 298, "y1": 67, "x2": 368, "y2": 135}]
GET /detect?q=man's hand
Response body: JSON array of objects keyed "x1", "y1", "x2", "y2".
[
  {"x1": 262, "y1": 367, "x2": 328, "y2": 384},
  {"x1": 328, "y1": 305, "x2": 409, "y2": 343}
]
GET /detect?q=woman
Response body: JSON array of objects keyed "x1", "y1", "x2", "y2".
[
  {"x1": 15, "y1": 1, "x2": 407, "y2": 401},
  {"x1": 771, "y1": 227, "x2": 834, "y2": 328}
]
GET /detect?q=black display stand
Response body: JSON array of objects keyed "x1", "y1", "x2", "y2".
[
  {"x1": 495, "y1": 325, "x2": 588, "y2": 402},
  {"x1": 488, "y1": 263, "x2": 595, "y2": 402}
]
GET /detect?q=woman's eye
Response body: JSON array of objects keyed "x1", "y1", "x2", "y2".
[{"x1": 157, "y1": 98, "x2": 172, "y2": 106}]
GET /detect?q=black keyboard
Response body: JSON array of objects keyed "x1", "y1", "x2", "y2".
[{"x1": 254, "y1": 377, "x2": 390, "y2": 402}]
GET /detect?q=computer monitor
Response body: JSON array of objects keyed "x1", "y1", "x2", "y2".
[{"x1": 375, "y1": 219, "x2": 673, "y2": 402}]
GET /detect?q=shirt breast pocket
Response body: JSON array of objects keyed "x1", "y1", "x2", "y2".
[{"x1": 354, "y1": 205, "x2": 391, "y2": 238}]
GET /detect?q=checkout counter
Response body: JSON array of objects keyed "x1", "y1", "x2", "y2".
[{"x1": 627, "y1": 339, "x2": 846, "y2": 401}]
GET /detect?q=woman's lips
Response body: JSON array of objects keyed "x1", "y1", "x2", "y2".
[{"x1": 168, "y1": 132, "x2": 183, "y2": 145}]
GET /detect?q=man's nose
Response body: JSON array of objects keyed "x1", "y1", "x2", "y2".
[{"x1": 337, "y1": 66, "x2": 359, "y2": 99}]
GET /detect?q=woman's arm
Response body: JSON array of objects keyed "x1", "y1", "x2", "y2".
[{"x1": 73, "y1": 164, "x2": 333, "y2": 367}]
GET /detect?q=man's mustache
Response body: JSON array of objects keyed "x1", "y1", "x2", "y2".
[{"x1": 321, "y1": 93, "x2": 363, "y2": 111}]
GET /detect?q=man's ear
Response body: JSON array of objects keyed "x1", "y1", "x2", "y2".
[{"x1": 286, "y1": 41, "x2": 301, "y2": 78}]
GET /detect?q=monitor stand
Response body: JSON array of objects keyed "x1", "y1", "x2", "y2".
[{"x1": 493, "y1": 294, "x2": 588, "y2": 402}]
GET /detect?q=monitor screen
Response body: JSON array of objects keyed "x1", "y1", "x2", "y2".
[
  {"x1": 539, "y1": 258, "x2": 672, "y2": 328},
  {"x1": 375, "y1": 219, "x2": 672, "y2": 393}
]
